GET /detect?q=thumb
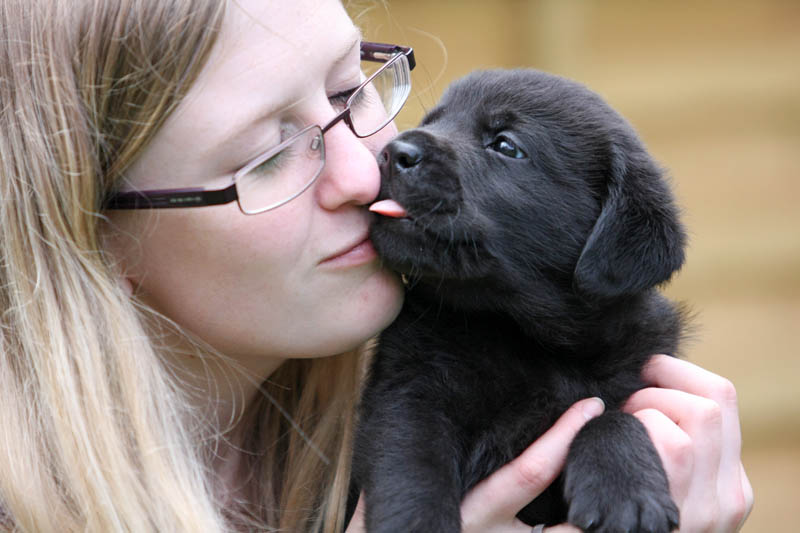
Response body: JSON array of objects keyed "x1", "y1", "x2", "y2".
[{"x1": 461, "y1": 397, "x2": 606, "y2": 523}]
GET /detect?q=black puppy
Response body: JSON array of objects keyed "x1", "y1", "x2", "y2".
[{"x1": 352, "y1": 69, "x2": 688, "y2": 533}]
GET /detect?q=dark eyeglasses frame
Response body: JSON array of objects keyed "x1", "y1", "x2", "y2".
[{"x1": 104, "y1": 42, "x2": 415, "y2": 212}]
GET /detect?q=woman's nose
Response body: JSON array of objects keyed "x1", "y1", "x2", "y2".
[{"x1": 314, "y1": 119, "x2": 387, "y2": 211}]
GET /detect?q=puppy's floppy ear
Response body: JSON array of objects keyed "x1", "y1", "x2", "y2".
[{"x1": 574, "y1": 143, "x2": 686, "y2": 300}]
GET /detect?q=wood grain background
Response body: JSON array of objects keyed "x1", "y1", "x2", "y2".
[{"x1": 353, "y1": 1, "x2": 800, "y2": 530}]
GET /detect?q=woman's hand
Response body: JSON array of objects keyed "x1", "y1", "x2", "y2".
[
  {"x1": 459, "y1": 397, "x2": 605, "y2": 533},
  {"x1": 348, "y1": 356, "x2": 753, "y2": 533},
  {"x1": 345, "y1": 397, "x2": 604, "y2": 533},
  {"x1": 624, "y1": 354, "x2": 754, "y2": 532}
]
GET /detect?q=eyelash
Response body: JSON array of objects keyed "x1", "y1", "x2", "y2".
[{"x1": 328, "y1": 86, "x2": 359, "y2": 108}]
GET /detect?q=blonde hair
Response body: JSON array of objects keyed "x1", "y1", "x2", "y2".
[{"x1": 0, "y1": 1, "x2": 364, "y2": 531}]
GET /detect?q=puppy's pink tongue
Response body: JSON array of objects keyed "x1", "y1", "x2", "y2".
[{"x1": 369, "y1": 199, "x2": 407, "y2": 218}]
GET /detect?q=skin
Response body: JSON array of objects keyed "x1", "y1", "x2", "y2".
[
  {"x1": 104, "y1": 0, "x2": 753, "y2": 530},
  {"x1": 106, "y1": 0, "x2": 405, "y2": 403}
]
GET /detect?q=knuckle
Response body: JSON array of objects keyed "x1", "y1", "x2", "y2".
[
  {"x1": 723, "y1": 479, "x2": 755, "y2": 531},
  {"x1": 636, "y1": 407, "x2": 662, "y2": 422},
  {"x1": 665, "y1": 427, "x2": 693, "y2": 461},
  {"x1": 709, "y1": 377, "x2": 739, "y2": 408},
  {"x1": 663, "y1": 430, "x2": 694, "y2": 479},
  {"x1": 633, "y1": 407, "x2": 663, "y2": 434},
  {"x1": 725, "y1": 497, "x2": 749, "y2": 531},
  {"x1": 513, "y1": 454, "x2": 551, "y2": 491},
  {"x1": 744, "y1": 472, "x2": 756, "y2": 510},
  {"x1": 694, "y1": 397, "x2": 724, "y2": 428}
]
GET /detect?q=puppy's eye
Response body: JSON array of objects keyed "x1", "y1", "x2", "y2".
[{"x1": 488, "y1": 135, "x2": 527, "y2": 159}]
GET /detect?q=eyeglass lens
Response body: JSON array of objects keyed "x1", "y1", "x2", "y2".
[
  {"x1": 236, "y1": 53, "x2": 411, "y2": 214},
  {"x1": 236, "y1": 126, "x2": 325, "y2": 214},
  {"x1": 350, "y1": 53, "x2": 411, "y2": 137}
]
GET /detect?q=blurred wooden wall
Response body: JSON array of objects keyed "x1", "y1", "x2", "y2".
[{"x1": 353, "y1": 1, "x2": 800, "y2": 530}]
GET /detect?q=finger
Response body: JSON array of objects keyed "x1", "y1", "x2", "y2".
[
  {"x1": 640, "y1": 355, "x2": 741, "y2": 455},
  {"x1": 640, "y1": 355, "x2": 743, "y2": 513},
  {"x1": 714, "y1": 461, "x2": 755, "y2": 533},
  {"x1": 344, "y1": 493, "x2": 366, "y2": 533},
  {"x1": 624, "y1": 387, "x2": 722, "y2": 488},
  {"x1": 624, "y1": 386, "x2": 723, "y2": 438},
  {"x1": 640, "y1": 355, "x2": 732, "y2": 401},
  {"x1": 738, "y1": 464, "x2": 755, "y2": 530},
  {"x1": 461, "y1": 398, "x2": 605, "y2": 524},
  {"x1": 631, "y1": 407, "x2": 693, "y2": 505}
]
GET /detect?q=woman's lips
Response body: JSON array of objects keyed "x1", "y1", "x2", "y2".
[
  {"x1": 320, "y1": 198, "x2": 408, "y2": 268},
  {"x1": 319, "y1": 236, "x2": 377, "y2": 268}
]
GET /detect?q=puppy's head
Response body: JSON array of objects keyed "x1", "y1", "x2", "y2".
[{"x1": 370, "y1": 69, "x2": 685, "y2": 320}]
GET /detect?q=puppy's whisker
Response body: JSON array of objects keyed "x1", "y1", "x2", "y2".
[
  {"x1": 467, "y1": 232, "x2": 480, "y2": 261},
  {"x1": 420, "y1": 199, "x2": 445, "y2": 221}
]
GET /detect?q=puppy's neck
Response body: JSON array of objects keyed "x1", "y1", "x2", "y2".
[{"x1": 406, "y1": 283, "x2": 685, "y2": 361}]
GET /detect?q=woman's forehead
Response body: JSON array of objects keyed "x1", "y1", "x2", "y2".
[
  {"x1": 127, "y1": 0, "x2": 360, "y2": 189},
  {"x1": 187, "y1": 0, "x2": 359, "y2": 130}
]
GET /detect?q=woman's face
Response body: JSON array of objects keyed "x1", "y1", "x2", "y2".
[{"x1": 106, "y1": 0, "x2": 404, "y2": 370}]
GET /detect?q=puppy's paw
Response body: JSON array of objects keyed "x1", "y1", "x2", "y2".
[
  {"x1": 566, "y1": 482, "x2": 679, "y2": 533},
  {"x1": 563, "y1": 412, "x2": 679, "y2": 532}
]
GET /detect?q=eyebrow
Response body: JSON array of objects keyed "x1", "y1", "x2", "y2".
[{"x1": 219, "y1": 31, "x2": 363, "y2": 161}]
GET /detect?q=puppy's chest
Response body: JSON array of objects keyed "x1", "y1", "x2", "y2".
[{"x1": 377, "y1": 298, "x2": 639, "y2": 420}]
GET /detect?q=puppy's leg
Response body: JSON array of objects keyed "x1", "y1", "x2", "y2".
[
  {"x1": 563, "y1": 411, "x2": 679, "y2": 533},
  {"x1": 356, "y1": 403, "x2": 464, "y2": 533}
]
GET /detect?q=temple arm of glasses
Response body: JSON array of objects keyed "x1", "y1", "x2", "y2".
[
  {"x1": 360, "y1": 41, "x2": 416, "y2": 71},
  {"x1": 105, "y1": 183, "x2": 238, "y2": 210}
]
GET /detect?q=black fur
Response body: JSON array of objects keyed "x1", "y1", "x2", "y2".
[{"x1": 352, "y1": 69, "x2": 688, "y2": 533}]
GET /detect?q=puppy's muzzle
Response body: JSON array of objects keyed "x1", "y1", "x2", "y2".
[
  {"x1": 380, "y1": 139, "x2": 423, "y2": 179},
  {"x1": 376, "y1": 130, "x2": 463, "y2": 218}
]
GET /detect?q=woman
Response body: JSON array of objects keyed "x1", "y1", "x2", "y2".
[{"x1": 0, "y1": 0, "x2": 752, "y2": 531}]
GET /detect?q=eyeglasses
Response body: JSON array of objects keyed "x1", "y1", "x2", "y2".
[{"x1": 104, "y1": 42, "x2": 415, "y2": 215}]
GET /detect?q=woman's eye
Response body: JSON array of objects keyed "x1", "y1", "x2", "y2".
[
  {"x1": 328, "y1": 86, "x2": 359, "y2": 109},
  {"x1": 250, "y1": 151, "x2": 286, "y2": 177},
  {"x1": 488, "y1": 135, "x2": 527, "y2": 159}
]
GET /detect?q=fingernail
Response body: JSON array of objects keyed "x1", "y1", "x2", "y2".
[{"x1": 582, "y1": 397, "x2": 605, "y2": 420}]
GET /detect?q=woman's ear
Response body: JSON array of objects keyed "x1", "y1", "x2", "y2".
[
  {"x1": 574, "y1": 143, "x2": 686, "y2": 300},
  {"x1": 118, "y1": 275, "x2": 135, "y2": 297},
  {"x1": 98, "y1": 214, "x2": 141, "y2": 298}
]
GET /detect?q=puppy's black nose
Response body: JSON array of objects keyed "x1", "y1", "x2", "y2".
[{"x1": 382, "y1": 140, "x2": 423, "y2": 175}]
